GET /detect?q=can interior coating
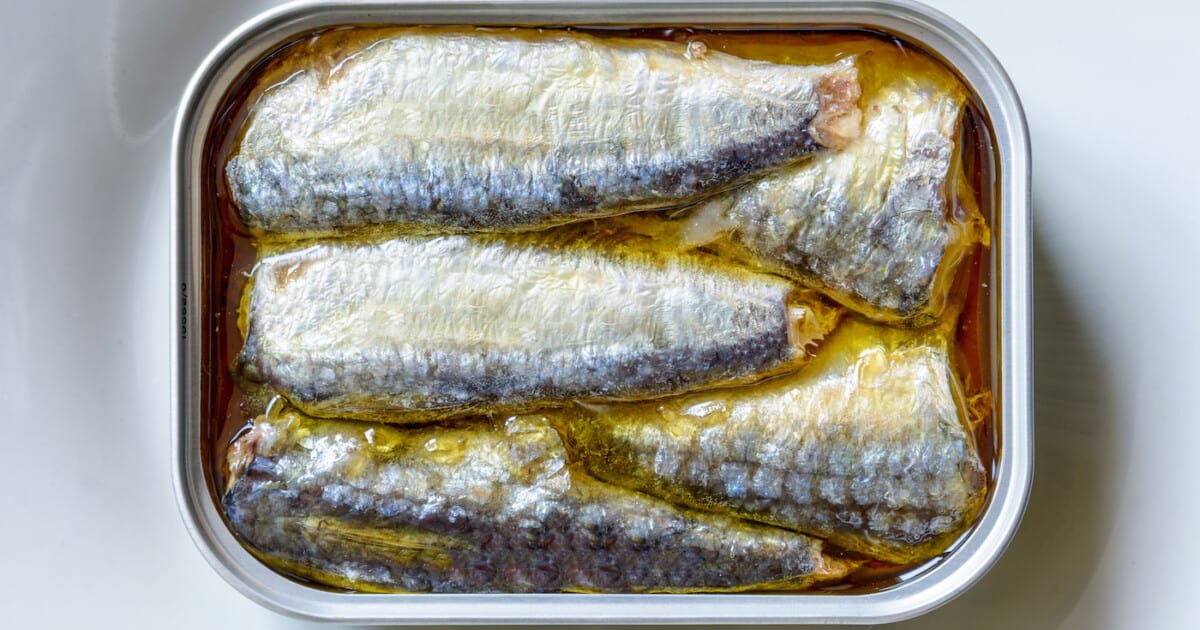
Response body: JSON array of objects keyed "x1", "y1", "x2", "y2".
[{"x1": 171, "y1": 1, "x2": 1031, "y2": 623}]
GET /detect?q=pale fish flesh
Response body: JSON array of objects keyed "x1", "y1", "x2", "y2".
[
  {"x1": 223, "y1": 411, "x2": 857, "y2": 592},
  {"x1": 676, "y1": 70, "x2": 983, "y2": 324},
  {"x1": 226, "y1": 28, "x2": 861, "y2": 234},
  {"x1": 238, "y1": 232, "x2": 839, "y2": 422},
  {"x1": 555, "y1": 320, "x2": 987, "y2": 564}
]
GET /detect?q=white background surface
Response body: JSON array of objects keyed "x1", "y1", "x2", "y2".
[{"x1": 1, "y1": 0, "x2": 1196, "y2": 627}]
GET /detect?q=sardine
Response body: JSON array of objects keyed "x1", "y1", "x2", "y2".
[
  {"x1": 675, "y1": 71, "x2": 983, "y2": 324},
  {"x1": 226, "y1": 29, "x2": 861, "y2": 234},
  {"x1": 223, "y1": 411, "x2": 856, "y2": 593},
  {"x1": 238, "y1": 232, "x2": 839, "y2": 422},
  {"x1": 555, "y1": 320, "x2": 987, "y2": 564}
]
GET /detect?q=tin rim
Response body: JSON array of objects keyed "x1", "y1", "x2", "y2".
[{"x1": 171, "y1": 0, "x2": 1031, "y2": 623}]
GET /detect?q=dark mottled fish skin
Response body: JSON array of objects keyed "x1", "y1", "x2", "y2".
[
  {"x1": 678, "y1": 73, "x2": 980, "y2": 324},
  {"x1": 226, "y1": 29, "x2": 860, "y2": 234},
  {"x1": 223, "y1": 412, "x2": 856, "y2": 593},
  {"x1": 555, "y1": 321, "x2": 987, "y2": 564},
  {"x1": 238, "y1": 232, "x2": 839, "y2": 422}
]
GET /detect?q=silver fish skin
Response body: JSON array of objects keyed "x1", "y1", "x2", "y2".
[
  {"x1": 238, "y1": 233, "x2": 838, "y2": 422},
  {"x1": 226, "y1": 29, "x2": 861, "y2": 234},
  {"x1": 223, "y1": 411, "x2": 855, "y2": 593},
  {"x1": 556, "y1": 321, "x2": 987, "y2": 564},
  {"x1": 679, "y1": 73, "x2": 977, "y2": 324}
]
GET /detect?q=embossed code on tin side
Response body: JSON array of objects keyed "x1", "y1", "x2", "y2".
[{"x1": 171, "y1": 1, "x2": 1030, "y2": 623}]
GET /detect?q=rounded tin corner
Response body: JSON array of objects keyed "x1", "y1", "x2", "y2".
[{"x1": 171, "y1": 1, "x2": 1032, "y2": 623}]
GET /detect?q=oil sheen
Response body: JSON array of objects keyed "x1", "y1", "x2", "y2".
[{"x1": 198, "y1": 25, "x2": 999, "y2": 594}]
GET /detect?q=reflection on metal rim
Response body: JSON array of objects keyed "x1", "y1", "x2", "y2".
[{"x1": 171, "y1": 0, "x2": 1031, "y2": 623}]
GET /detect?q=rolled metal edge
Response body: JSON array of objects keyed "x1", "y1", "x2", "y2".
[{"x1": 171, "y1": 0, "x2": 1032, "y2": 623}]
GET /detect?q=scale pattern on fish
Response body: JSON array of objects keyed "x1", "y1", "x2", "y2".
[
  {"x1": 238, "y1": 233, "x2": 839, "y2": 421},
  {"x1": 226, "y1": 29, "x2": 861, "y2": 234},
  {"x1": 223, "y1": 412, "x2": 856, "y2": 592},
  {"x1": 678, "y1": 72, "x2": 980, "y2": 323},
  {"x1": 556, "y1": 321, "x2": 987, "y2": 564}
]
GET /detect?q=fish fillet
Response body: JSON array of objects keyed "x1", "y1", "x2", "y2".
[
  {"x1": 238, "y1": 232, "x2": 839, "y2": 421},
  {"x1": 555, "y1": 320, "x2": 987, "y2": 564},
  {"x1": 676, "y1": 72, "x2": 982, "y2": 324},
  {"x1": 226, "y1": 28, "x2": 860, "y2": 234},
  {"x1": 223, "y1": 412, "x2": 856, "y2": 593}
]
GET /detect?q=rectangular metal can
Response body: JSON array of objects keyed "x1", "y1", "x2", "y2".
[{"x1": 171, "y1": 0, "x2": 1032, "y2": 623}]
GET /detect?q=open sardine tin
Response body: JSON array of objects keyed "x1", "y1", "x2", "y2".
[{"x1": 171, "y1": 0, "x2": 1031, "y2": 623}]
